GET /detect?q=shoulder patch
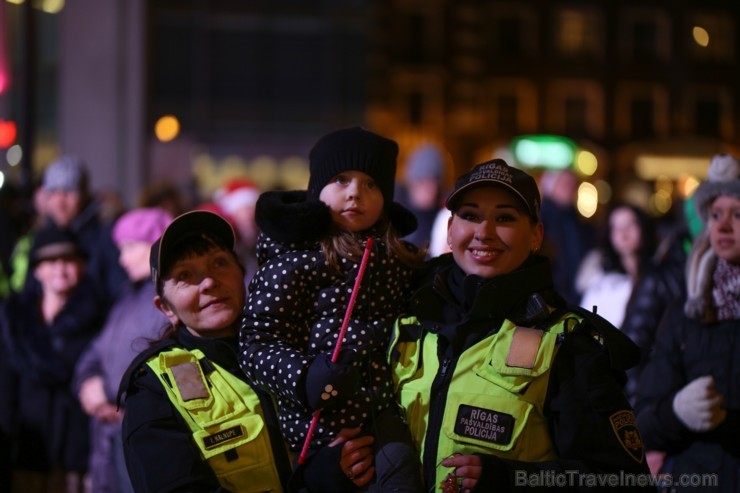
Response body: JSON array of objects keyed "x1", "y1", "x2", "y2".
[
  {"x1": 610, "y1": 410, "x2": 644, "y2": 463},
  {"x1": 170, "y1": 361, "x2": 209, "y2": 401},
  {"x1": 506, "y1": 326, "x2": 543, "y2": 369}
]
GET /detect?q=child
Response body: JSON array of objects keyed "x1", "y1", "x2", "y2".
[{"x1": 240, "y1": 127, "x2": 425, "y2": 492}]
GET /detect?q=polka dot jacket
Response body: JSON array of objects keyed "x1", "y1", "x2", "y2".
[{"x1": 239, "y1": 191, "x2": 418, "y2": 450}]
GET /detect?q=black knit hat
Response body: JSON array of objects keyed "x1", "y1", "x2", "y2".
[
  {"x1": 308, "y1": 127, "x2": 398, "y2": 203},
  {"x1": 306, "y1": 126, "x2": 417, "y2": 235},
  {"x1": 30, "y1": 224, "x2": 85, "y2": 266}
]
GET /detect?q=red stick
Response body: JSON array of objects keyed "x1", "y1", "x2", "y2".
[{"x1": 297, "y1": 237, "x2": 375, "y2": 465}]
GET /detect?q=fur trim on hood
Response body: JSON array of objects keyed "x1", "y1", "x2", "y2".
[
  {"x1": 255, "y1": 189, "x2": 418, "y2": 244},
  {"x1": 255, "y1": 190, "x2": 333, "y2": 244}
]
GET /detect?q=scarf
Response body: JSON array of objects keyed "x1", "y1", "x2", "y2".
[{"x1": 713, "y1": 259, "x2": 740, "y2": 321}]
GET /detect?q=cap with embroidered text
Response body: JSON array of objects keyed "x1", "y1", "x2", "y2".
[{"x1": 445, "y1": 159, "x2": 541, "y2": 220}]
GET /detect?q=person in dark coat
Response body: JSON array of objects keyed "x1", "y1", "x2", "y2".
[
  {"x1": 73, "y1": 208, "x2": 173, "y2": 493},
  {"x1": 635, "y1": 153, "x2": 740, "y2": 492},
  {"x1": 0, "y1": 223, "x2": 106, "y2": 493},
  {"x1": 119, "y1": 210, "x2": 370, "y2": 493},
  {"x1": 386, "y1": 159, "x2": 653, "y2": 492},
  {"x1": 14, "y1": 155, "x2": 128, "y2": 307},
  {"x1": 539, "y1": 169, "x2": 596, "y2": 305},
  {"x1": 240, "y1": 127, "x2": 426, "y2": 492}
]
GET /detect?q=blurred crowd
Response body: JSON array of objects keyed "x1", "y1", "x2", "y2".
[{"x1": 0, "y1": 147, "x2": 737, "y2": 493}]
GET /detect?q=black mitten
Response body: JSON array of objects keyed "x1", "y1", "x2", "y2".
[{"x1": 303, "y1": 352, "x2": 360, "y2": 410}]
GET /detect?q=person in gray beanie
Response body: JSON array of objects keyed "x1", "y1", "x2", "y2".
[
  {"x1": 635, "y1": 153, "x2": 740, "y2": 491},
  {"x1": 38, "y1": 154, "x2": 127, "y2": 305},
  {"x1": 395, "y1": 143, "x2": 447, "y2": 250}
]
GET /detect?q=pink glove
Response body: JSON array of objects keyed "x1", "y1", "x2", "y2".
[{"x1": 672, "y1": 375, "x2": 727, "y2": 432}]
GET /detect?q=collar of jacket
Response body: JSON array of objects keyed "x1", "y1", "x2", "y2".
[
  {"x1": 411, "y1": 254, "x2": 560, "y2": 329},
  {"x1": 255, "y1": 189, "x2": 417, "y2": 244},
  {"x1": 174, "y1": 325, "x2": 240, "y2": 372}
]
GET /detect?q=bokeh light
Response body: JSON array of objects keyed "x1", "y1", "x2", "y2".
[
  {"x1": 576, "y1": 181, "x2": 598, "y2": 218},
  {"x1": 6, "y1": 144, "x2": 22, "y2": 166},
  {"x1": 154, "y1": 115, "x2": 180, "y2": 142},
  {"x1": 692, "y1": 26, "x2": 709, "y2": 47},
  {"x1": 575, "y1": 150, "x2": 598, "y2": 176}
]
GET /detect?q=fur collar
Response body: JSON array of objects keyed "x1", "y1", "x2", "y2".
[
  {"x1": 255, "y1": 190, "x2": 333, "y2": 244},
  {"x1": 255, "y1": 189, "x2": 418, "y2": 244}
]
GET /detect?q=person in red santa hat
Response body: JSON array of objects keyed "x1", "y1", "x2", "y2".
[{"x1": 213, "y1": 178, "x2": 262, "y2": 284}]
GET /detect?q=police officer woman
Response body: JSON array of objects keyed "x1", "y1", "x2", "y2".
[
  {"x1": 119, "y1": 211, "x2": 372, "y2": 493},
  {"x1": 388, "y1": 160, "x2": 654, "y2": 492}
]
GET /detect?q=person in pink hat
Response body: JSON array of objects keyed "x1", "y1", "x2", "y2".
[{"x1": 73, "y1": 207, "x2": 173, "y2": 493}]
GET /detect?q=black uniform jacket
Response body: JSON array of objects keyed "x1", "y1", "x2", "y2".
[
  {"x1": 406, "y1": 254, "x2": 655, "y2": 492},
  {"x1": 636, "y1": 304, "x2": 740, "y2": 493},
  {"x1": 118, "y1": 327, "x2": 292, "y2": 493}
]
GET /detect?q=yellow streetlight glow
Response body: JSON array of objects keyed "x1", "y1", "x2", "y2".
[
  {"x1": 575, "y1": 150, "x2": 598, "y2": 176},
  {"x1": 692, "y1": 26, "x2": 709, "y2": 47},
  {"x1": 154, "y1": 115, "x2": 180, "y2": 142},
  {"x1": 651, "y1": 190, "x2": 673, "y2": 215},
  {"x1": 576, "y1": 182, "x2": 598, "y2": 218}
]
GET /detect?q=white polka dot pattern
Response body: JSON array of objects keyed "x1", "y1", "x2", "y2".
[{"x1": 239, "y1": 234, "x2": 416, "y2": 449}]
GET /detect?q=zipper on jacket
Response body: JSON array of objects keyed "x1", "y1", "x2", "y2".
[{"x1": 423, "y1": 355, "x2": 456, "y2": 489}]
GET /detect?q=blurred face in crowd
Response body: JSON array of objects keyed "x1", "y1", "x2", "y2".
[
  {"x1": 609, "y1": 206, "x2": 642, "y2": 258},
  {"x1": 407, "y1": 177, "x2": 441, "y2": 210},
  {"x1": 708, "y1": 195, "x2": 740, "y2": 265},
  {"x1": 118, "y1": 241, "x2": 153, "y2": 283},
  {"x1": 34, "y1": 255, "x2": 85, "y2": 297},
  {"x1": 319, "y1": 171, "x2": 384, "y2": 233},
  {"x1": 155, "y1": 245, "x2": 245, "y2": 338},
  {"x1": 45, "y1": 189, "x2": 83, "y2": 228},
  {"x1": 231, "y1": 204, "x2": 259, "y2": 248},
  {"x1": 447, "y1": 186, "x2": 543, "y2": 278}
]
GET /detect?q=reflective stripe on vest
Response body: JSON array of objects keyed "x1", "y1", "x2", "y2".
[
  {"x1": 392, "y1": 314, "x2": 577, "y2": 491},
  {"x1": 147, "y1": 347, "x2": 284, "y2": 493}
]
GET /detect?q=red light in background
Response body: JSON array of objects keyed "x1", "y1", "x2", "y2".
[{"x1": 0, "y1": 119, "x2": 17, "y2": 148}]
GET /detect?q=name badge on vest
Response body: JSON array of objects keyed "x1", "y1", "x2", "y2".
[
  {"x1": 202, "y1": 425, "x2": 245, "y2": 450},
  {"x1": 454, "y1": 404, "x2": 514, "y2": 445}
]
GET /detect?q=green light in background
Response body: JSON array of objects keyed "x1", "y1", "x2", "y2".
[{"x1": 511, "y1": 135, "x2": 577, "y2": 169}]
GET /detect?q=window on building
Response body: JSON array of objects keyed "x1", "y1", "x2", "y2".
[
  {"x1": 620, "y1": 9, "x2": 670, "y2": 62},
  {"x1": 695, "y1": 98, "x2": 721, "y2": 136},
  {"x1": 408, "y1": 91, "x2": 424, "y2": 125},
  {"x1": 546, "y1": 80, "x2": 604, "y2": 138},
  {"x1": 401, "y1": 12, "x2": 427, "y2": 63},
  {"x1": 488, "y1": 6, "x2": 536, "y2": 57},
  {"x1": 630, "y1": 98, "x2": 655, "y2": 138},
  {"x1": 564, "y1": 98, "x2": 588, "y2": 136},
  {"x1": 497, "y1": 95, "x2": 518, "y2": 135},
  {"x1": 555, "y1": 8, "x2": 603, "y2": 57}
]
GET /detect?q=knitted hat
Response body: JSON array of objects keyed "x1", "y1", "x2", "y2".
[
  {"x1": 43, "y1": 155, "x2": 89, "y2": 194},
  {"x1": 112, "y1": 207, "x2": 174, "y2": 247},
  {"x1": 307, "y1": 127, "x2": 398, "y2": 203},
  {"x1": 404, "y1": 144, "x2": 445, "y2": 182},
  {"x1": 445, "y1": 159, "x2": 541, "y2": 221},
  {"x1": 30, "y1": 224, "x2": 85, "y2": 266},
  {"x1": 693, "y1": 153, "x2": 740, "y2": 223},
  {"x1": 307, "y1": 126, "x2": 417, "y2": 235},
  {"x1": 684, "y1": 153, "x2": 740, "y2": 322},
  {"x1": 214, "y1": 179, "x2": 261, "y2": 216}
]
